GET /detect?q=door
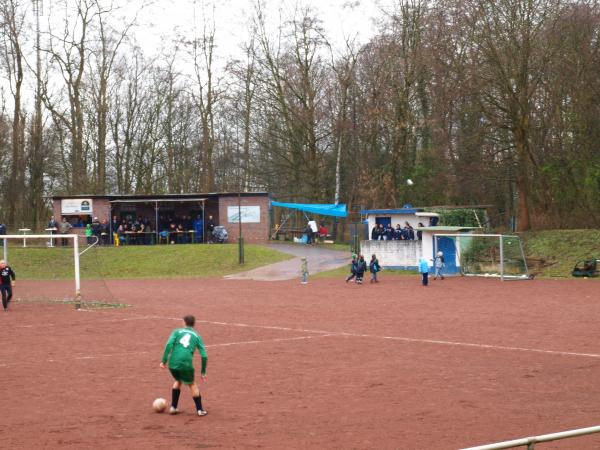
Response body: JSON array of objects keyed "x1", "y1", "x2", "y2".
[
  {"x1": 437, "y1": 236, "x2": 458, "y2": 274},
  {"x1": 375, "y1": 217, "x2": 391, "y2": 228}
]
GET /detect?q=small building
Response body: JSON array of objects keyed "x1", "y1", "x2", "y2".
[
  {"x1": 50, "y1": 192, "x2": 271, "y2": 243},
  {"x1": 417, "y1": 226, "x2": 481, "y2": 274},
  {"x1": 362, "y1": 205, "x2": 423, "y2": 236},
  {"x1": 359, "y1": 204, "x2": 489, "y2": 274}
]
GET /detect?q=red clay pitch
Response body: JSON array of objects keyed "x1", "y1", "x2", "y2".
[{"x1": 1, "y1": 276, "x2": 599, "y2": 449}]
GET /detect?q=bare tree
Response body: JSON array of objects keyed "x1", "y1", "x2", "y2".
[{"x1": 0, "y1": 0, "x2": 26, "y2": 227}]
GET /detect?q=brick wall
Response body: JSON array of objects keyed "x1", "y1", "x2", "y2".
[
  {"x1": 52, "y1": 198, "x2": 111, "y2": 222},
  {"x1": 218, "y1": 195, "x2": 270, "y2": 242}
]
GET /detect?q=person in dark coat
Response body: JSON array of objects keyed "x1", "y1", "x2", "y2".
[{"x1": 355, "y1": 254, "x2": 367, "y2": 284}]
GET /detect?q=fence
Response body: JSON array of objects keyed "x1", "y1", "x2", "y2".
[{"x1": 461, "y1": 425, "x2": 600, "y2": 450}]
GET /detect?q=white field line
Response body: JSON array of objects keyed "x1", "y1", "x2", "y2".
[
  {"x1": 179, "y1": 317, "x2": 600, "y2": 360},
  {"x1": 0, "y1": 334, "x2": 332, "y2": 368},
  {"x1": 6, "y1": 314, "x2": 600, "y2": 361}
]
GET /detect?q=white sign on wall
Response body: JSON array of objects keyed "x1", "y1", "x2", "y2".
[
  {"x1": 227, "y1": 206, "x2": 261, "y2": 223},
  {"x1": 61, "y1": 199, "x2": 93, "y2": 214}
]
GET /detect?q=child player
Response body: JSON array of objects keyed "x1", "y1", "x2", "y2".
[
  {"x1": 0, "y1": 260, "x2": 16, "y2": 311},
  {"x1": 160, "y1": 315, "x2": 208, "y2": 416}
]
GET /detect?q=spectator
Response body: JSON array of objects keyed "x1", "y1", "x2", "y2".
[
  {"x1": 394, "y1": 224, "x2": 403, "y2": 240},
  {"x1": 371, "y1": 225, "x2": 379, "y2": 240},
  {"x1": 419, "y1": 257, "x2": 429, "y2": 286},
  {"x1": 169, "y1": 223, "x2": 177, "y2": 244},
  {"x1": 0, "y1": 222, "x2": 6, "y2": 236},
  {"x1": 369, "y1": 254, "x2": 381, "y2": 283},
  {"x1": 404, "y1": 221, "x2": 415, "y2": 240},
  {"x1": 345, "y1": 254, "x2": 358, "y2": 283},
  {"x1": 91, "y1": 217, "x2": 101, "y2": 241},
  {"x1": 193, "y1": 215, "x2": 204, "y2": 243},
  {"x1": 318, "y1": 223, "x2": 328, "y2": 241},
  {"x1": 304, "y1": 222, "x2": 313, "y2": 245},
  {"x1": 308, "y1": 218, "x2": 318, "y2": 244},
  {"x1": 377, "y1": 224, "x2": 385, "y2": 240},
  {"x1": 417, "y1": 222, "x2": 424, "y2": 241},
  {"x1": 433, "y1": 251, "x2": 445, "y2": 280},
  {"x1": 47, "y1": 216, "x2": 58, "y2": 236},
  {"x1": 85, "y1": 223, "x2": 93, "y2": 245},
  {"x1": 384, "y1": 224, "x2": 394, "y2": 241},
  {"x1": 206, "y1": 215, "x2": 215, "y2": 243},
  {"x1": 100, "y1": 219, "x2": 110, "y2": 245},
  {"x1": 355, "y1": 255, "x2": 367, "y2": 284},
  {"x1": 59, "y1": 217, "x2": 73, "y2": 246}
]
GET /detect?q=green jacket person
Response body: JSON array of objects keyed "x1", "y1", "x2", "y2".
[{"x1": 160, "y1": 315, "x2": 208, "y2": 416}]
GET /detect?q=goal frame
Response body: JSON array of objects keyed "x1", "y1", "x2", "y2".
[
  {"x1": 433, "y1": 233, "x2": 530, "y2": 281},
  {"x1": 1, "y1": 234, "x2": 83, "y2": 307}
]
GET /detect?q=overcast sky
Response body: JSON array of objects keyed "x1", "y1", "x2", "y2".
[{"x1": 126, "y1": 0, "x2": 385, "y2": 63}]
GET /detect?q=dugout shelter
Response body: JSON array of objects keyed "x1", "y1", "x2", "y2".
[{"x1": 51, "y1": 192, "x2": 271, "y2": 244}]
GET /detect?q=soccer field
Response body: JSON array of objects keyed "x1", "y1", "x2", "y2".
[{"x1": 1, "y1": 276, "x2": 599, "y2": 449}]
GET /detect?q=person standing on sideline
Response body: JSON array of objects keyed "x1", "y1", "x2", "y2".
[
  {"x1": 355, "y1": 254, "x2": 367, "y2": 284},
  {"x1": 369, "y1": 254, "x2": 381, "y2": 283},
  {"x1": 59, "y1": 217, "x2": 72, "y2": 246},
  {"x1": 419, "y1": 257, "x2": 430, "y2": 286},
  {"x1": 300, "y1": 257, "x2": 309, "y2": 284},
  {"x1": 345, "y1": 254, "x2": 358, "y2": 283},
  {"x1": 206, "y1": 215, "x2": 215, "y2": 243},
  {"x1": 47, "y1": 216, "x2": 58, "y2": 232},
  {"x1": 160, "y1": 315, "x2": 208, "y2": 416},
  {"x1": 308, "y1": 218, "x2": 318, "y2": 244},
  {"x1": 434, "y1": 251, "x2": 445, "y2": 280},
  {"x1": 0, "y1": 260, "x2": 16, "y2": 311}
]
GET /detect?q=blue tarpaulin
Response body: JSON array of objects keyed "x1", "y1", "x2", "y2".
[{"x1": 271, "y1": 201, "x2": 348, "y2": 218}]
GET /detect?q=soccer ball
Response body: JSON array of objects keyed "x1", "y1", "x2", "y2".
[
  {"x1": 153, "y1": 398, "x2": 167, "y2": 413},
  {"x1": 406, "y1": 179, "x2": 414, "y2": 186}
]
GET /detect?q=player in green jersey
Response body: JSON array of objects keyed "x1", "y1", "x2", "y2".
[{"x1": 160, "y1": 315, "x2": 208, "y2": 416}]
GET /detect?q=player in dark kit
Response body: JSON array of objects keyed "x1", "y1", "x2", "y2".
[
  {"x1": 0, "y1": 260, "x2": 16, "y2": 311},
  {"x1": 160, "y1": 315, "x2": 208, "y2": 416}
]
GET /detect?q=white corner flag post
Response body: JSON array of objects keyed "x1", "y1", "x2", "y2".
[{"x1": 73, "y1": 235, "x2": 82, "y2": 309}]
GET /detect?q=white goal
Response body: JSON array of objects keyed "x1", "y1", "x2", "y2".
[
  {"x1": 433, "y1": 233, "x2": 530, "y2": 281},
  {"x1": 1, "y1": 233, "x2": 99, "y2": 308}
]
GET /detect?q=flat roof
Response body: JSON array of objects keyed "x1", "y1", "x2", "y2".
[
  {"x1": 361, "y1": 208, "x2": 423, "y2": 215},
  {"x1": 110, "y1": 198, "x2": 207, "y2": 203},
  {"x1": 50, "y1": 192, "x2": 269, "y2": 200},
  {"x1": 415, "y1": 226, "x2": 482, "y2": 232}
]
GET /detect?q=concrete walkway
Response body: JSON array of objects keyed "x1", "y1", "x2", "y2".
[{"x1": 224, "y1": 244, "x2": 350, "y2": 281}]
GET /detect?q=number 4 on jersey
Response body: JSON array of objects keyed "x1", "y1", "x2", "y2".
[{"x1": 179, "y1": 333, "x2": 192, "y2": 348}]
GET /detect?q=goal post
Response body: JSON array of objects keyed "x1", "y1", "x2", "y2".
[
  {"x1": 0, "y1": 234, "x2": 88, "y2": 309},
  {"x1": 433, "y1": 233, "x2": 530, "y2": 281}
]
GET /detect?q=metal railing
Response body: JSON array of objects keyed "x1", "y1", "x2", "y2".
[{"x1": 461, "y1": 425, "x2": 600, "y2": 450}]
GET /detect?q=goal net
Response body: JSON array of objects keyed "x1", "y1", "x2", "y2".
[
  {"x1": 433, "y1": 234, "x2": 530, "y2": 280},
  {"x1": 1, "y1": 234, "x2": 119, "y2": 309}
]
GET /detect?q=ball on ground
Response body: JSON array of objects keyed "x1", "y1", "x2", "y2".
[
  {"x1": 407, "y1": 178, "x2": 414, "y2": 185},
  {"x1": 153, "y1": 398, "x2": 167, "y2": 413}
]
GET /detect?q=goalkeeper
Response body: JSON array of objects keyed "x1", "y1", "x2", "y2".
[{"x1": 0, "y1": 260, "x2": 16, "y2": 311}]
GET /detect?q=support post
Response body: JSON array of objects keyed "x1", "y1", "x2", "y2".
[
  {"x1": 519, "y1": 238, "x2": 529, "y2": 277},
  {"x1": 155, "y1": 201, "x2": 159, "y2": 245},
  {"x1": 499, "y1": 235, "x2": 504, "y2": 282},
  {"x1": 73, "y1": 235, "x2": 81, "y2": 309},
  {"x1": 3, "y1": 238, "x2": 7, "y2": 264},
  {"x1": 238, "y1": 191, "x2": 244, "y2": 264}
]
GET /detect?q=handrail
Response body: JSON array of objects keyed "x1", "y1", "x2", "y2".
[{"x1": 461, "y1": 425, "x2": 600, "y2": 450}]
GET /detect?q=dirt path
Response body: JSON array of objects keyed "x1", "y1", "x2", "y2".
[{"x1": 225, "y1": 244, "x2": 349, "y2": 281}]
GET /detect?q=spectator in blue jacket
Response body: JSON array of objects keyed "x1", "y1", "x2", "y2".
[{"x1": 419, "y1": 257, "x2": 430, "y2": 286}]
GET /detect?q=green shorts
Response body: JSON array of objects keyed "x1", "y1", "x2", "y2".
[{"x1": 169, "y1": 367, "x2": 195, "y2": 385}]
